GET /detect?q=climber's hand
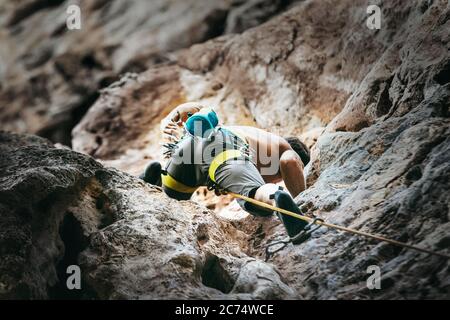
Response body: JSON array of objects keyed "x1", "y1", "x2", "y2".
[
  {"x1": 163, "y1": 121, "x2": 180, "y2": 134},
  {"x1": 161, "y1": 104, "x2": 201, "y2": 132},
  {"x1": 163, "y1": 121, "x2": 183, "y2": 141}
]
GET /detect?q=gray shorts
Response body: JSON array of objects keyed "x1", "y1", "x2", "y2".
[{"x1": 213, "y1": 159, "x2": 271, "y2": 217}]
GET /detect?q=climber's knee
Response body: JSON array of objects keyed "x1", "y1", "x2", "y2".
[
  {"x1": 280, "y1": 149, "x2": 306, "y2": 197},
  {"x1": 280, "y1": 150, "x2": 303, "y2": 172}
]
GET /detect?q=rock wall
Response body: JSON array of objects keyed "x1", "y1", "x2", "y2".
[
  {"x1": 71, "y1": 0, "x2": 450, "y2": 299},
  {"x1": 0, "y1": 0, "x2": 449, "y2": 299},
  {"x1": 72, "y1": 0, "x2": 439, "y2": 170},
  {"x1": 0, "y1": 0, "x2": 299, "y2": 146},
  {"x1": 0, "y1": 131, "x2": 296, "y2": 299}
]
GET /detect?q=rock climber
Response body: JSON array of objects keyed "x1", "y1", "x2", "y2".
[{"x1": 140, "y1": 102, "x2": 312, "y2": 244}]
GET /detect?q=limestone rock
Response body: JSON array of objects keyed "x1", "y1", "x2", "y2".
[
  {"x1": 73, "y1": 0, "x2": 434, "y2": 169},
  {"x1": 1, "y1": 0, "x2": 449, "y2": 300},
  {"x1": 0, "y1": 0, "x2": 293, "y2": 146},
  {"x1": 0, "y1": 131, "x2": 296, "y2": 299},
  {"x1": 72, "y1": 0, "x2": 450, "y2": 299}
]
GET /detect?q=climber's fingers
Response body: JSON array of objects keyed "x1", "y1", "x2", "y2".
[
  {"x1": 172, "y1": 111, "x2": 181, "y2": 122},
  {"x1": 163, "y1": 127, "x2": 178, "y2": 136},
  {"x1": 164, "y1": 122, "x2": 177, "y2": 130},
  {"x1": 167, "y1": 121, "x2": 179, "y2": 128},
  {"x1": 163, "y1": 127, "x2": 183, "y2": 142},
  {"x1": 163, "y1": 134, "x2": 175, "y2": 142},
  {"x1": 163, "y1": 133, "x2": 179, "y2": 142},
  {"x1": 163, "y1": 121, "x2": 182, "y2": 134}
]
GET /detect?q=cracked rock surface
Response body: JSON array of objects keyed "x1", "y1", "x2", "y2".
[
  {"x1": 0, "y1": 131, "x2": 296, "y2": 299},
  {"x1": 0, "y1": 0, "x2": 449, "y2": 299},
  {"x1": 72, "y1": 0, "x2": 450, "y2": 299},
  {"x1": 0, "y1": 0, "x2": 299, "y2": 146}
]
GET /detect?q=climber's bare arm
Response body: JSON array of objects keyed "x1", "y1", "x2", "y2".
[
  {"x1": 259, "y1": 142, "x2": 305, "y2": 198},
  {"x1": 279, "y1": 149, "x2": 305, "y2": 197},
  {"x1": 227, "y1": 125, "x2": 306, "y2": 197},
  {"x1": 253, "y1": 153, "x2": 304, "y2": 202}
]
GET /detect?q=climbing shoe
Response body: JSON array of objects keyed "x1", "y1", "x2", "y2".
[
  {"x1": 139, "y1": 160, "x2": 162, "y2": 186},
  {"x1": 272, "y1": 190, "x2": 310, "y2": 245}
]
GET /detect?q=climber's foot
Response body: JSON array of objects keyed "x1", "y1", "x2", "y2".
[
  {"x1": 290, "y1": 228, "x2": 312, "y2": 245},
  {"x1": 140, "y1": 161, "x2": 162, "y2": 186},
  {"x1": 272, "y1": 190, "x2": 309, "y2": 245}
]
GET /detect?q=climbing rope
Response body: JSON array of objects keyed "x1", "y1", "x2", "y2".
[{"x1": 226, "y1": 191, "x2": 450, "y2": 260}]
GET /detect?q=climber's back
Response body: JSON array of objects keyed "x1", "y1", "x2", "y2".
[{"x1": 155, "y1": 126, "x2": 250, "y2": 200}]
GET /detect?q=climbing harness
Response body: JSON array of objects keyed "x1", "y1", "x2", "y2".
[
  {"x1": 208, "y1": 149, "x2": 245, "y2": 183},
  {"x1": 225, "y1": 191, "x2": 450, "y2": 260}
]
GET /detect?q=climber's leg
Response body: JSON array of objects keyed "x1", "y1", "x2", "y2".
[
  {"x1": 213, "y1": 159, "x2": 272, "y2": 217},
  {"x1": 213, "y1": 159, "x2": 309, "y2": 243},
  {"x1": 279, "y1": 149, "x2": 305, "y2": 198},
  {"x1": 271, "y1": 190, "x2": 309, "y2": 244},
  {"x1": 140, "y1": 160, "x2": 162, "y2": 186},
  {"x1": 254, "y1": 183, "x2": 281, "y2": 206},
  {"x1": 254, "y1": 185, "x2": 309, "y2": 243}
]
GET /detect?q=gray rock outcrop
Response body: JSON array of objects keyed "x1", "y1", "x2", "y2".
[{"x1": 0, "y1": 0, "x2": 449, "y2": 300}]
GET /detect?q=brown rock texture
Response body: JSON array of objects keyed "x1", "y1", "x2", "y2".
[
  {"x1": 1, "y1": 0, "x2": 449, "y2": 300},
  {"x1": 0, "y1": 0, "x2": 298, "y2": 146},
  {"x1": 74, "y1": 0, "x2": 442, "y2": 169},
  {"x1": 0, "y1": 131, "x2": 296, "y2": 299}
]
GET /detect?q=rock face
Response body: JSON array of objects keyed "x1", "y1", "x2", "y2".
[
  {"x1": 0, "y1": 0, "x2": 449, "y2": 300},
  {"x1": 0, "y1": 0, "x2": 298, "y2": 146},
  {"x1": 281, "y1": 87, "x2": 450, "y2": 299},
  {"x1": 73, "y1": 0, "x2": 445, "y2": 170},
  {"x1": 71, "y1": 0, "x2": 450, "y2": 299},
  {"x1": 0, "y1": 131, "x2": 296, "y2": 299}
]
